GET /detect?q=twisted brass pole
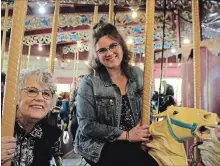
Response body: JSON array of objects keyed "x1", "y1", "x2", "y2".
[
  {"x1": 49, "y1": 0, "x2": 60, "y2": 73},
  {"x1": 93, "y1": 5, "x2": 99, "y2": 25},
  {"x1": 192, "y1": 0, "x2": 202, "y2": 162},
  {"x1": 141, "y1": 0, "x2": 155, "y2": 125},
  {"x1": 1, "y1": 4, "x2": 9, "y2": 70},
  {"x1": 1, "y1": 1, "x2": 28, "y2": 166},
  {"x1": 108, "y1": 0, "x2": 114, "y2": 24},
  {"x1": 27, "y1": 45, "x2": 31, "y2": 69}
]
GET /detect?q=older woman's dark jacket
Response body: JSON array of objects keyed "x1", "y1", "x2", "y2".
[{"x1": 13, "y1": 119, "x2": 62, "y2": 166}]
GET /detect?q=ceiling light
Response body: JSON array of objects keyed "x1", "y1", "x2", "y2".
[{"x1": 39, "y1": 6, "x2": 46, "y2": 14}]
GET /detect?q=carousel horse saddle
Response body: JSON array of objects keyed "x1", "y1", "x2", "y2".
[{"x1": 146, "y1": 106, "x2": 219, "y2": 166}]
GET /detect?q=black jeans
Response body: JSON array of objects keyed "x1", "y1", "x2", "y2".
[
  {"x1": 70, "y1": 114, "x2": 78, "y2": 142},
  {"x1": 85, "y1": 141, "x2": 158, "y2": 166}
]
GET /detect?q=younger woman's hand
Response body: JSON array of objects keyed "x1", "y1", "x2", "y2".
[
  {"x1": 1, "y1": 136, "x2": 16, "y2": 164},
  {"x1": 128, "y1": 122, "x2": 151, "y2": 142}
]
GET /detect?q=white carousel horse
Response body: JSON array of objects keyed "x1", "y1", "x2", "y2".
[
  {"x1": 147, "y1": 106, "x2": 219, "y2": 166},
  {"x1": 198, "y1": 126, "x2": 220, "y2": 166}
]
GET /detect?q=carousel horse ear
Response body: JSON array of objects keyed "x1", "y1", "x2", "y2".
[
  {"x1": 153, "y1": 105, "x2": 175, "y2": 118},
  {"x1": 153, "y1": 111, "x2": 167, "y2": 118}
]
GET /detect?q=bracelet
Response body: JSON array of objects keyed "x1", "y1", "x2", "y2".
[{"x1": 126, "y1": 131, "x2": 131, "y2": 142}]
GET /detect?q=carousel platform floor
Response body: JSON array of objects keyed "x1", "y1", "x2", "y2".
[{"x1": 62, "y1": 149, "x2": 81, "y2": 166}]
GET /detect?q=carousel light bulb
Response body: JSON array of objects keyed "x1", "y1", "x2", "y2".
[
  {"x1": 84, "y1": 61, "x2": 89, "y2": 65},
  {"x1": 37, "y1": 56, "x2": 40, "y2": 60},
  {"x1": 38, "y1": 45, "x2": 43, "y2": 51},
  {"x1": 55, "y1": 58, "x2": 58, "y2": 61},
  {"x1": 127, "y1": 38, "x2": 134, "y2": 45},
  {"x1": 46, "y1": 58, "x2": 49, "y2": 61},
  {"x1": 132, "y1": 11, "x2": 137, "y2": 18},
  {"x1": 39, "y1": 6, "x2": 46, "y2": 14},
  {"x1": 183, "y1": 38, "x2": 190, "y2": 44},
  {"x1": 171, "y1": 48, "x2": 176, "y2": 53},
  {"x1": 131, "y1": 62, "x2": 135, "y2": 66},
  {"x1": 67, "y1": 59, "x2": 71, "y2": 63},
  {"x1": 77, "y1": 42, "x2": 81, "y2": 48}
]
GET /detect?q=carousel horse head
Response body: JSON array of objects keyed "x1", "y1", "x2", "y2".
[
  {"x1": 147, "y1": 106, "x2": 219, "y2": 166},
  {"x1": 153, "y1": 106, "x2": 219, "y2": 141}
]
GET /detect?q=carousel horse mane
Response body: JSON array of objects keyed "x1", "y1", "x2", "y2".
[
  {"x1": 147, "y1": 106, "x2": 219, "y2": 166},
  {"x1": 198, "y1": 127, "x2": 220, "y2": 166}
]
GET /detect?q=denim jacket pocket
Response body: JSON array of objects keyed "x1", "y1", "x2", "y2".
[{"x1": 96, "y1": 97, "x2": 115, "y2": 125}]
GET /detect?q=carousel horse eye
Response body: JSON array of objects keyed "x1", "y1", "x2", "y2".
[{"x1": 173, "y1": 110, "x2": 178, "y2": 115}]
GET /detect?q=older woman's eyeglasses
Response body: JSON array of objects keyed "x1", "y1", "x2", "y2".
[
  {"x1": 96, "y1": 42, "x2": 119, "y2": 56},
  {"x1": 21, "y1": 87, "x2": 54, "y2": 100}
]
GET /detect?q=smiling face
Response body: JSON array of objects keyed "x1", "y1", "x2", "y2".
[
  {"x1": 18, "y1": 76, "x2": 53, "y2": 122},
  {"x1": 96, "y1": 35, "x2": 123, "y2": 70}
]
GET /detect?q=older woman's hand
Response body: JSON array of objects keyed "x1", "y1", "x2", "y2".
[
  {"x1": 128, "y1": 122, "x2": 151, "y2": 142},
  {"x1": 1, "y1": 136, "x2": 16, "y2": 164}
]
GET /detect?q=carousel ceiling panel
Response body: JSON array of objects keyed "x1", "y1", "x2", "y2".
[
  {"x1": 1, "y1": 0, "x2": 219, "y2": 59},
  {"x1": 1, "y1": 0, "x2": 193, "y2": 9},
  {"x1": 1, "y1": 11, "x2": 177, "y2": 54}
]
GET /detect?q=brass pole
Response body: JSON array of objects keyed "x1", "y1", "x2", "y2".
[
  {"x1": 49, "y1": 0, "x2": 60, "y2": 73},
  {"x1": 192, "y1": 0, "x2": 201, "y2": 162},
  {"x1": 1, "y1": 4, "x2": 9, "y2": 70},
  {"x1": 93, "y1": 5, "x2": 99, "y2": 25},
  {"x1": 76, "y1": 51, "x2": 79, "y2": 78},
  {"x1": 206, "y1": 48, "x2": 209, "y2": 111},
  {"x1": 1, "y1": 1, "x2": 28, "y2": 166},
  {"x1": 141, "y1": 0, "x2": 155, "y2": 125},
  {"x1": 27, "y1": 45, "x2": 31, "y2": 69},
  {"x1": 108, "y1": 0, "x2": 114, "y2": 23},
  {"x1": 72, "y1": 52, "x2": 77, "y2": 89}
]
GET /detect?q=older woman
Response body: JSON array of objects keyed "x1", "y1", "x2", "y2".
[{"x1": 1, "y1": 69, "x2": 62, "y2": 166}]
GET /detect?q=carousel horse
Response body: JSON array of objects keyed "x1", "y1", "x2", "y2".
[
  {"x1": 147, "y1": 106, "x2": 219, "y2": 166},
  {"x1": 198, "y1": 126, "x2": 220, "y2": 166}
]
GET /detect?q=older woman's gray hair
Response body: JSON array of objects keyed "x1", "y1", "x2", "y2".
[{"x1": 18, "y1": 69, "x2": 57, "y2": 106}]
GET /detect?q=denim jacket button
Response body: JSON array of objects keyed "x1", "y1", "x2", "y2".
[{"x1": 110, "y1": 99, "x2": 113, "y2": 105}]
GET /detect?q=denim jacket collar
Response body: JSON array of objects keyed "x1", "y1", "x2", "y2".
[{"x1": 99, "y1": 66, "x2": 136, "y2": 87}]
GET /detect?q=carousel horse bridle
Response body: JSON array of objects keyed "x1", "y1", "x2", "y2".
[{"x1": 167, "y1": 117, "x2": 198, "y2": 143}]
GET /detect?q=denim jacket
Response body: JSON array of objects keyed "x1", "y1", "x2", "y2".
[{"x1": 74, "y1": 66, "x2": 143, "y2": 163}]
